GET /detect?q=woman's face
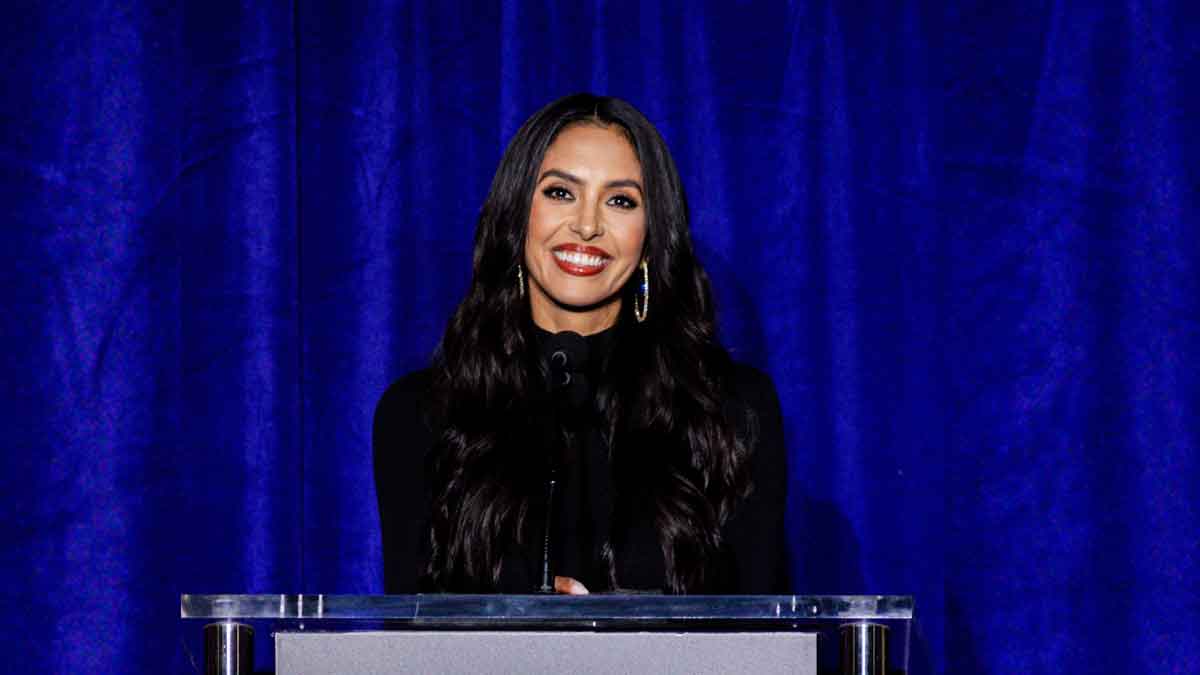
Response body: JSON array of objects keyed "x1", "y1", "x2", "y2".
[{"x1": 524, "y1": 123, "x2": 647, "y2": 334}]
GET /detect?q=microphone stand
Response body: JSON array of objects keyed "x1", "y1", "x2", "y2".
[
  {"x1": 538, "y1": 470, "x2": 557, "y2": 593},
  {"x1": 536, "y1": 332, "x2": 585, "y2": 594}
]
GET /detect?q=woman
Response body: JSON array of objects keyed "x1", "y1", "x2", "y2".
[{"x1": 374, "y1": 93, "x2": 789, "y2": 595}]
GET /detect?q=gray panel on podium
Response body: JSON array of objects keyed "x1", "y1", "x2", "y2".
[{"x1": 275, "y1": 630, "x2": 817, "y2": 675}]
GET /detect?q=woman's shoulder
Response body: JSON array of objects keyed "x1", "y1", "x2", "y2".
[
  {"x1": 724, "y1": 359, "x2": 787, "y2": 475},
  {"x1": 727, "y1": 360, "x2": 776, "y2": 392},
  {"x1": 373, "y1": 368, "x2": 438, "y2": 468},
  {"x1": 725, "y1": 360, "x2": 782, "y2": 416},
  {"x1": 376, "y1": 368, "x2": 435, "y2": 420}
]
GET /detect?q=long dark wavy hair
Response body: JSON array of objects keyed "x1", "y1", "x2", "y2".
[{"x1": 426, "y1": 93, "x2": 753, "y2": 593}]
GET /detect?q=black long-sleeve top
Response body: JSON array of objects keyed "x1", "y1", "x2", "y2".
[{"x1": 373, "y1": 330, "x2": 790, "y2": 594}]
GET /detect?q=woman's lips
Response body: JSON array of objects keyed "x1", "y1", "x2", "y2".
[{"x1": 551, "y1": 244, "x2": 612, "y2": 276}]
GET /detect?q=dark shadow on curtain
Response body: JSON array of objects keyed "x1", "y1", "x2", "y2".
[{"x1": 945, "y1": 591, "x2": 986, "y2": 675}]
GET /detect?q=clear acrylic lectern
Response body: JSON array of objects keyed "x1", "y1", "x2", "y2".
[{"x1": 181, "y1": 594, "x2": 913, "y2": 674}]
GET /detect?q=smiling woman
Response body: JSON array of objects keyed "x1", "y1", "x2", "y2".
[
  {"x1": 525, "y1": 123, "x2": 647, "y2": 333},
  {"x1": 373, "y1": 93, "x2": 790, "y2": 595}
]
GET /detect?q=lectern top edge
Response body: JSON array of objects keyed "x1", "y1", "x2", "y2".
[{"x1": 180, "y1": 593, "x2": 914, "y2": 621}]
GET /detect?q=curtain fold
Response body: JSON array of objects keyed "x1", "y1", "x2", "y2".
[{"x1": 944, "y1": 1, "x2": 1198, "y2": 671}]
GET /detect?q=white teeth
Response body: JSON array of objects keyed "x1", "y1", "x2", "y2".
[{"x1": 554, "y1": 250, "x2": 608, "y2": 267}]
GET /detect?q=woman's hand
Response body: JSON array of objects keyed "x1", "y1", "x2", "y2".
[{"x1": 553, "y1": 575, "x2": 590, "y2": 595}]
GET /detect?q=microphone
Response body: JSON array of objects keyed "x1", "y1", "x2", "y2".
[
  {"x1": 538, "y1": 331, "x2": 588, "y2": 593},
  {"x1": 544, "y1": 331, "x2": 589, "y2": 414},
  {"x1": 538, "y1": 471, "x2": 557, "y2": 593}
]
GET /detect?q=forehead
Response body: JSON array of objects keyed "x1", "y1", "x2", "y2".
[{"x1": 540, "y1": 123, "x2": 642, "y2": 177}]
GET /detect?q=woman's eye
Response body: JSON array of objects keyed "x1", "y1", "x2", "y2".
[
  {"x1": 543, "y1": 186, "x2": 573, "y2": 201},
  {"x1": 608, "y1": 194, "x2": 639, "y2": 210}
]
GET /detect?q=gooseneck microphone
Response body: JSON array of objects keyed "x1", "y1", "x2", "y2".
[
  {"x1": 537, "y1": 331, "x2": 589, "y2": 593},
  {"x1": 538, "y1": 472, "x2": 557, "y2": 593},
  {"x1": 547, "y1": 331, "x2": 590, "y2": 415}
]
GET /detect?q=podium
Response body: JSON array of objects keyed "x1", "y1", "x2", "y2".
[{"x1": 181, "y1": 594, "x2": 912, "y2": 674}]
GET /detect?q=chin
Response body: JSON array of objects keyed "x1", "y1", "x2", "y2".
[{"x1": 548, "y1": 291, "x2": 616, "y2": 311}]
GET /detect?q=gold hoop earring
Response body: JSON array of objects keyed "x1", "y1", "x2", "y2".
[
  {"x1": 517, "y1": 265, "x2": 525, "y2": 298},
  {"x1": 634, "y1": 259, "x2": 649, "y2": 323}
]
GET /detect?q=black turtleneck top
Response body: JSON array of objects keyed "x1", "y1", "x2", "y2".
[{"x1": 372, "y1": 328, "x2": 790, "y2": 594}]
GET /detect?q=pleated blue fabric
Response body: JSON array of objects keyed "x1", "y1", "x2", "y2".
[{"x1": 0, "y1": 1, "x2": 1195, "y2": 672}]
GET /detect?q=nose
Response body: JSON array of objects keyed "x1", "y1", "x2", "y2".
[{"x1": 569, "y1": 203, "x2": 604, "y2": 240}]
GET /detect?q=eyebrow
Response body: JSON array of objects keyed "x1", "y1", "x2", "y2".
[{"x1": 538, "y1": 169, "x2": 644, "y2": 196}]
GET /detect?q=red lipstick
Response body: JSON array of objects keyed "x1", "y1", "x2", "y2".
[{"x1": 550, "y1": 244, "x2": 612, "y2": 277}]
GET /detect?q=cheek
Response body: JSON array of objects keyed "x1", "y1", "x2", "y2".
[
  {"x1": 624, "y1": 220, "x2": 648, "y2": 259},
  {"x1": 526, "y1": 201, "x2": 554, "y2": 241}
]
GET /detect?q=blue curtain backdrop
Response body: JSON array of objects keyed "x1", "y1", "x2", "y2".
[{"x1": 1, "y1": 1, "x2": 1196, "y2": 672}]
